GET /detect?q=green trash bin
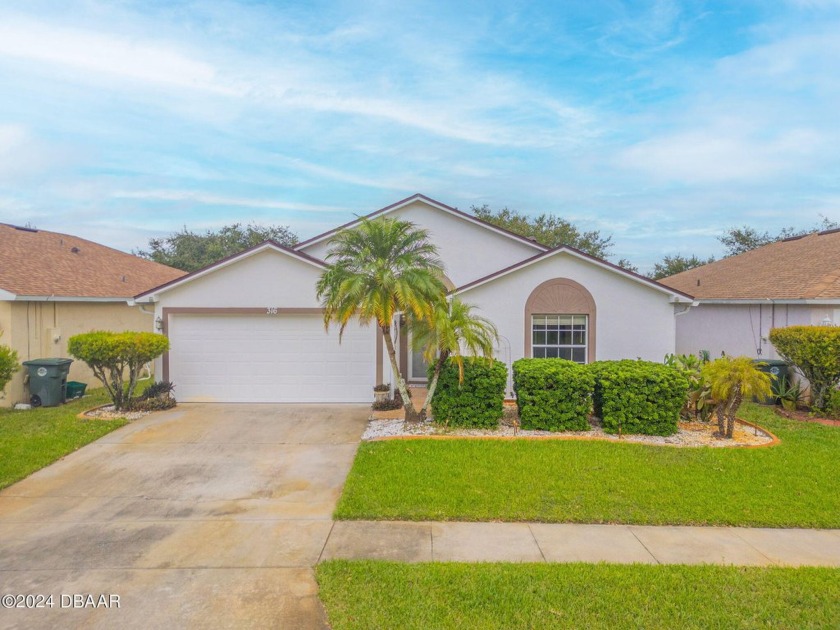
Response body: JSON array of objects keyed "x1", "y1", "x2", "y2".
[
  {"x1": 22, "y1": 358, "x2": 74, "y2": 407},
  {"x1": 753, "y1": 359, "x2": 789, "y2": 405}
]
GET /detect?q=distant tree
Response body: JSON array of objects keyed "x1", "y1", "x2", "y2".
[
  {"x1": 136, "y1": 223, "x2": 298, "y2": 272},
  {"x1": 718, "y1": 216, "x2": 839, "y2": 257},
  {"x1": 615, "y1": 258, "x2": 639, "y2": 274},
  {"x1": 471, "y1": 205, "x2": 613, "y2": 259},
  {"x1": 651, "y1": 254, "x2": 716, "y2": 280}
]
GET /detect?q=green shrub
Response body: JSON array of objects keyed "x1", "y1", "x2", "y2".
[
  {"x1": 68, "y1": 331, "x2": 169, "y2": 410},
  {"x1": 769, "y1": 326, "x2": 840, "y2": 410},
  {"x1": 0, "y1": 341, "x2": 19, "y2": 397},
  {"x1": 591, "y1": 360, "x2": 688, "y2": 436},
  {"x1": 513, "y1": 359, "x2": 594, "y2": 431},
  {"x1": 824, "y1": 388, "x2": 840, "y2": 419},
  {"x1": 430, "y1": 357, "x2": 507, "y2": 428}
]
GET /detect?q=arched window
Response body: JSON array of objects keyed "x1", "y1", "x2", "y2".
[{"x1": 524, "y1": 278, "x2": 596, "y2": 363}]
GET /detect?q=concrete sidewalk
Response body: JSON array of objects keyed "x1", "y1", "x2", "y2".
[{"x1": 321, "y1": 521, "x2": 840, "y2": 566}]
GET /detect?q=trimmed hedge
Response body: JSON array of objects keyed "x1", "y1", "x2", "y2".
[
  {"x1": 513, "y1": 359, "x2": 594, "y2": 431},
  {"x1": 430, "y1": 357, "x2": 507, "y2": 428},
  {"x1": 591, "y1": 360, "x2": 688, "y2": 436},
  {"x1": 769, "y1": 326, "x2": 840, "y2": 410}
]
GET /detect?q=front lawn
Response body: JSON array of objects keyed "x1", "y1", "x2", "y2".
[
  {"x1": 317, "y1": 561, "x2": 840, "y2": 630},
  {"x1": 0, "y1": 388, "x2": 128, "y2": 490},
  {"x1": 335, "y1": 404, "x2": 840, "y2": 527}
]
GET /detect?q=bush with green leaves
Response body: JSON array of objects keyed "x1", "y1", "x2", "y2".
[
  {"x1": 769, "y1": 326, "x2": 840, "y2": 410},
  {"x1": 68, "y1": 331, "x2": 169, "y2": 410},
  {"x1": 131, "y1": 380, "x2": 177, "y2": 411},
  {"x1": 429, "y1": 357, "x2": 507, "y2": 428},
  {"x1": 591, "y1": 360, "x2": 688, "y2": 436},
  {"x1": 512, "y1": 359, "x2": 594, "y2": 431},
  {"x1": 0, "y1": 340, "x2": 19, "y2": 398}
]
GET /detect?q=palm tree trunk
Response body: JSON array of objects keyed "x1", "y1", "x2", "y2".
[
  {"x1": 726, "y1": 391, "x2": 742, "y2": 438},
  {"x1": 421, "y1": 351, "x2": 450, "y2": 419},
  {"x1": 381, "y1": 325, "x2": 421, "y2": 423},
  {"x1": 715, "y1": 402, "x2": 726, "y2": 436}
]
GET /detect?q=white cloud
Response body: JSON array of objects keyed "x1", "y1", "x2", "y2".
[
  {"x1": 615, "y1": 126, "x2": 823, "y2": 184},
  {"x1": 112, "y1": 189, "x2": 348, "y2": 213},
  {"x1": 0, "y1": 17, "x2": 236, "y2": 95},
  {"x1": 0, "y1": 13, "x2": 596, "y2": 148}
]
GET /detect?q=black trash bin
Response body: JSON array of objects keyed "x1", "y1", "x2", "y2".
[
  {"x1": 753, "y1": 359, "x2": 789, "y2": 405},
  {"x1": 22, "y1": 358, "x2": 74, "y2": 407}
]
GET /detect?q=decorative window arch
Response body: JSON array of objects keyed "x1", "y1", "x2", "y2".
[{"x1": 524, "y1": 278, "x2": 596, "y2": 362}]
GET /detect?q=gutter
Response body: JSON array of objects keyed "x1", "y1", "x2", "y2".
[
  {"x1": 694, "y1": 298, "x2": 840, "y2": 305},
  {"x1": 8, "y1": 295, "x2": 135, "y2": 303}
]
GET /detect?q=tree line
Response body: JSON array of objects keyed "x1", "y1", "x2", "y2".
[{"x1": 135, "y1": 209, "x2": 838, "y2": 279}]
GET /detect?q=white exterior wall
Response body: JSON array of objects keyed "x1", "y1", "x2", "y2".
[
  {"x1": 148, "y1": 248, "x2": 375, "y2": 383},
  {"x1": 460, "y1": 252, "x2": 678, "y2": 364},
  {"x1": 675, "y1": 303, "x2": 817, "y2": 359},
  {"x1": 300, "y1": 200, "x2": 542, "y2": 288},
  {"x1": 152, "y1": 249, "x2": 322, "y2": 310}
]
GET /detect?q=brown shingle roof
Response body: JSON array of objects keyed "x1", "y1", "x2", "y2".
[
  {"x1": 661, "y1": 230, "x2": 840, "y2": 300},
  {"x1": 0, "y1": 223, "x2": 185, "y2": 299}
]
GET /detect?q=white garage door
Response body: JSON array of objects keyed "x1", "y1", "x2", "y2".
[{"x1": 168, "y1": 314, "x2": 374, "y2": 403}]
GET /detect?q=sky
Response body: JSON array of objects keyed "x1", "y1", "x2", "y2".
[{"x1": 1, "y1": 0, "x2": 839, "y2": 272}]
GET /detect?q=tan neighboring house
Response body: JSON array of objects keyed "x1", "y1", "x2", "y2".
[
  {"x1": 0, "y1": 223, "x2": 185, "y2": 406},
  {"x1": 661, "y1": 228, "x2": 840, "y2": 360}
]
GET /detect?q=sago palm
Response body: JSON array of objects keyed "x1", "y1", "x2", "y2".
[
  {"x1": 701, "y1": 356, "x2": 772, "y2": 438},
  {"x1": 315, "y1": 216, "x2": 447, "y2": 421},
  {"x1": 409, "y1": 297, "x2": 499, "y2": 418}
]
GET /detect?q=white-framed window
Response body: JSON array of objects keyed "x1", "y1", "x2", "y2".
[{"x1": 532, "y1": 314, "x2": 587, "y2": 363}]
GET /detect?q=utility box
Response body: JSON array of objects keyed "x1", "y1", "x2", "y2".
[
  {"x1": 753, "y1": 359, "x2": 789, "y2": 405},
  {"x1": 22, "y1": 358, "x2": 73, "y2": 407}
]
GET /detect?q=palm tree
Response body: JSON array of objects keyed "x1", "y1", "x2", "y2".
[
  {"x1": 701, "y1": 356, "x2": 772, "y2": 438},
  {"x1": 315, "y1": 216, "x2": 447, "y2": 422},
  {"x1": 409, "y1": 297, "x2": 499, "y2": 419}
]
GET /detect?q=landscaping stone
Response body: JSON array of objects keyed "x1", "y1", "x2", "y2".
[{"x1": 362, "y1": 414, "x2": 774, "y2": 447}]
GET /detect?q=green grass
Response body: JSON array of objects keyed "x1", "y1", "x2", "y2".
[
  {"x1": 335, "y1": 404, "x2": 840, "y2": 527},
  {"x1": 317, "y1": 561, "x2": 840, "y2": 630},
  {"x1": 0, "y1": 387, "x2": 129, "y2": 490}
]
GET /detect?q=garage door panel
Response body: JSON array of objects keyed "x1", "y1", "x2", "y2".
[{"x1": 168, "y1": 314, "x2": 374, "y2": 403}]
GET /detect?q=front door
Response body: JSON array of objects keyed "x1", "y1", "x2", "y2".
[{"x1": 408, "y1": 345, "x2": 429, "y2": 383}]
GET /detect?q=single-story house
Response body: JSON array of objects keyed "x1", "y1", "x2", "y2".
[
  {"x1": 660, "y1": 228, "x2": 840, "y2": 360},
  {"x1": 0, "y1": 223, "x2": 185, "y2": 406},
  {"x1": 135, "y1": 194, "x2": 694, "y2": 403}
]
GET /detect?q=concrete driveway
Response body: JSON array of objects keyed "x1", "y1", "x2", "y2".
[{"x1": 0, "y1": 403, "x2": 369, "y2": 629}]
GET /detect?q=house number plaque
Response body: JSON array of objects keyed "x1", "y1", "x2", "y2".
[{"x1": 266, "y1": 307, "x2": 278, "y2": 315}]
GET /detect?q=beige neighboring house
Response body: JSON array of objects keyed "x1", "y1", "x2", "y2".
[
  {"x1": 0, "y1": 223, "x2": 185, "y2": 406},
  {"x1": 661, "y1": 228, "x2": 840, "y2": 360},
  {"x1": 136, "y1": 194, "x2": 693, "y2": 404}
]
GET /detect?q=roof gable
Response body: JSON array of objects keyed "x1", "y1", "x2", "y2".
[
  {"x1": 455, "y1": 245, "x2": 694, "y2": 302},
  {"x1": 660, "y1": 230, "x2": 840, "y2": 301},
  {"x1": 0, "y1": 223, "x2": 184, "y2": 300},
  {"x1": 135, "y1": 240, "x2": 325, "y2": 301},
  {"x1": 295, "y1": 194, "x2": 549, "y2": 253}
]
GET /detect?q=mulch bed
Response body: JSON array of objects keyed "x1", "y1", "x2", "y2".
[{"x1": 774, "y1": 407, "x2": 840, "y2": 427}]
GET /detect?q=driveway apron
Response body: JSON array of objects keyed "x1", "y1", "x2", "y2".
[{"x1": 0, "y1": 403, "x2": 369, "y2": 629}]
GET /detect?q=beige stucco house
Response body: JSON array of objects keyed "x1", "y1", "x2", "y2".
[
  {"x1": 661, "y1": 228, "x2": 840, "y2": 360},
  {"x1": 136, "y1": 194, "x2": 694, "y2": 403},
  {"x1": 0, "y1": 223, "x2": 185, "y2": 406}
]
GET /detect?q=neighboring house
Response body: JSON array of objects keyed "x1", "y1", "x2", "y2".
[
  {"x1": 660, "y1": 228, "x2": 840, "y2": 360},
  {"x1": 0, "y1": 223, "x2": 185, "y2": 406},
  {"x1": 135, "y1": 194, "x2": 694, "y2": 403}
]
